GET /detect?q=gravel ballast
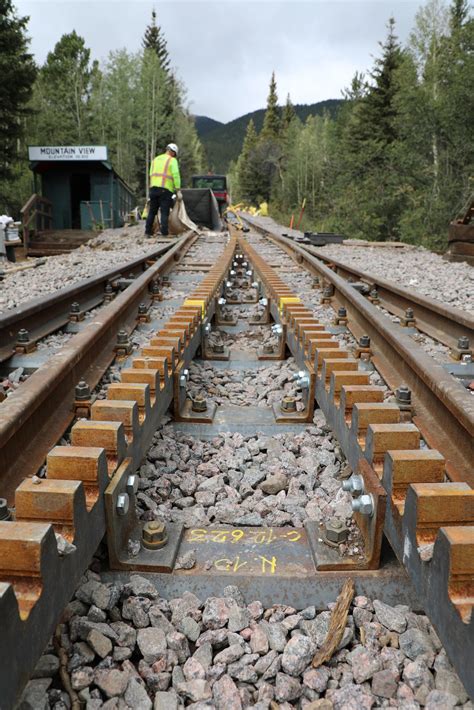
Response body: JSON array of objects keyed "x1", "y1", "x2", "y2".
[
  {"x1": 244, "y1": 229, "x2": 467, "y2": 379},
  {"x1": 246, "y1": 215, "x2": 473, "y2": 314},
  {"x1": 23, "y1": 575, "x2": 470, "y2": 709},
  {"x1": 14, "y1": 226, "x2": 471, "y2": 708},
  {"x1": 0, "y1": 225, "x2": 169, "y2": 313}
]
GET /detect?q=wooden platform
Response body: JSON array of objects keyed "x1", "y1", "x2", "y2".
[
  {"x1": 446, "y1": 222, "x2": 474, "y2": 265},
  {"x1": 26, "y1": 229, "x2": 97, "y2": 256}
]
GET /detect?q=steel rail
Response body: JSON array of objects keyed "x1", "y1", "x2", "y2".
[
  {"x1": 0, "y1": 234, "x2": 195, "y2": 503},
  {"x1": 300, "y1": 243, "x2": 474, "y2": 351},
  {"x1": 1, "y1": 229, "x2": 470, "y2": 706},
  {"x1": 235, "y1": 230, "x2": 474, "y2": 698},
  {"x1": 0, "y1": 242, "x2": 177, "y2": 363},
  {"x1": 240, "y1": 216, "x2": 474, "y2": 486},
  {"x1": 241, "y1": 216, "x2": 473, "y2": 353},
  {"x1": 0, "y1": 235, "x2": 236, "y2": 710}
]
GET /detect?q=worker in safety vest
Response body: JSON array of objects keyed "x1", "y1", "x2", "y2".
[{"x1": 145, "y1": 143, "x2": 182, "y2": 237}]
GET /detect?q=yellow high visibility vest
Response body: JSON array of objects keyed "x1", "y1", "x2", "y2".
[{"x1": 149, "y1": 153, "x2": 181, "y2": 192}]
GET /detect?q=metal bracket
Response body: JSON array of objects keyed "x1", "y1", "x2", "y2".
[{"x1": 105, "y1": 458, "x2": 183, "y2": 572}]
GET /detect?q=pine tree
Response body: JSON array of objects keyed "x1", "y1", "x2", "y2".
[
  {"x1": 235, "y1": 119, "x2": 260, "y2": 202},
  {"x1": 365, "y1": 17, "x2": 404, "y2": 146},
  {"x1": 442, "y1": 0, "x2": 474, "y2": 213},
  {"x1": 450, "y1": 0, "x2": 469, "y2": 30},
  {"x1": 143, "y1": 9, "x2": 170, "y2": 74},
  {"x1": 335, "y1": 18, "x2": 406, "y2": 240},
  {"x1": 261, "y1": 72, "x2": 280, "y2": 139},
  {"x1": 282, "y1": 94, "x2": 296, "y2": 130},
  {"x1": 0, "y1": 0, "x2": 36, "y2": 186}
]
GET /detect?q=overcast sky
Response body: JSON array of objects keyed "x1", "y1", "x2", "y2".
[{"x1": 16, "y1": 0, "x2": 422, "y2": 123}]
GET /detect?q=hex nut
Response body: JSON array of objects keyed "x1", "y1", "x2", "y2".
[
  {"x1": 191, "y1": 395, "x2": 208, "y2": 412},
  {"x1": 75, "y1": 379, "x2": 91, "y2": 401},
  {"x1": 280, "y1": 395, "x2": 297, "y2": 413},
  {"x1": 352, "y1": 493, "x2": 375, "y2": 516},
  {"x1": 126, "y1": 475, "x2": 138, "y2": 496},
  {"x1": 325, "y1": 518, "x2": 349, "y2": 544},
  {"x1": 142, "y1": 520, "x2": 168, "y2": 550},
  {"x1": 297, "y1": 375, "x2": 310, "y2": 390}
]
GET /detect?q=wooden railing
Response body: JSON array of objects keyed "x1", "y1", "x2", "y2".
[{"x1": 20, "y1": 194, "x2": 53, "y2": 252}]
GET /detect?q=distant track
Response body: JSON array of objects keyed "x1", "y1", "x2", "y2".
[{"x1": 0, "y1": 242, "x2": 178, "y2": 363}]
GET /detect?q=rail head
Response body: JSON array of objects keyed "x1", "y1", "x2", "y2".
[{"x1": 240, "y1": 216, "x2": 473, "y2": 484}]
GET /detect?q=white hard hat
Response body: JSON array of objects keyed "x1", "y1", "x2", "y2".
[{"x1": 166, "y1": 143, "x2": 179, "y2": 156}]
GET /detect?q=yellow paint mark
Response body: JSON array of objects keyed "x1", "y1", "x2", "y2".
[
  {"x1": 214, "y1": 558, "x2": 233, "y2": 572},
  {"x1": 183, "y1": 299, "x2": 206, "y2": 316},
  {"x1": 258, "y1": 555, "x2": 277, "y2": 574},
  {"x1": 231, "y1": 529, "x2": 245, "y2": 543},
  {"x1": 233, "y1": 556, "x2": 248, "y2": 572},
  {"x1": 285, "y1": 530, "x2": 302, "y2": 542},
  {"x1": 187, "y1": 529, "x2": 207, "y2": 543},
  {"x1": 210, "y1": 530, "x2": 231, "y2": 543},
  {"x1": 278, "y1": 296, "x2": 301, "y2": 314},
  {"x1": 250, "y1": 528, "x2": 275, "y2": 545}
]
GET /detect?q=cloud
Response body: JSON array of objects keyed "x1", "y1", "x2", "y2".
[{"x1": 17, "y1": 0, "x2": 420, "y2": 122}]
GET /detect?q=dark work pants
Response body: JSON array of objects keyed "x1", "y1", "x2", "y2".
[{"x1": 145, "y1": 187, "x2": 174, "y2": 236}]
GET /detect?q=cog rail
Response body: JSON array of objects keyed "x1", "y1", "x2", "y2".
[
  {"x1": 233, "y1": 227, "x2": 473, "y2": 697},
  {"x1": 240, "y1": 215, "x2": 474, "y2": 486},
  {"x1": 1, "y1": 228, "x2": 473, "y2": 706},
  {"x1": 0, "y1": 235, "x2": 237, "y2": 709}
]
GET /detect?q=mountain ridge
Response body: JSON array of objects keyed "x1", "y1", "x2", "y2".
[{"x1": 194, "y1": 99, "x2": 343, "y2": 173}]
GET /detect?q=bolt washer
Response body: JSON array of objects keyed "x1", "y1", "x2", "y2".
[
  {"x1": 191, "y1": 395, "x2": 208, "y2": 413},
  {"x1": 142, "y1": 520, "x2": 168, "y2": 550},
  {"x1": 280, "y1": 395, "x2": 297, "y2": 413},
  {"x1": 323, "y1": 517, "x2": 349, "y2": 548}
]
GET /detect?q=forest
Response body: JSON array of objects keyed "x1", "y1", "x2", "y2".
[
  {"x1": 195, "y1": 99, "x2": 342, "y2": 174},
  {"x1": 1, "y1": 0, "x2": 473, "y2": 248},
  {"x1": 0, "y1": 4, "x2": 204, "y2": 216},
  {"x1": 231, "y1": 0, "x2": 473, "y2": 248}
]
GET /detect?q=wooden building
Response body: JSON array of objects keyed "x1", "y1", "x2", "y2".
[{"x1": 24, "y1": 146, "x2": 135, "y2": 255}]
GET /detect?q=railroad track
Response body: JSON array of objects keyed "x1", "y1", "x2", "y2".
[
  {"x1": 0, "y1": 233, "x2": 198, "y2": 503},
  {"x1": 0, "y1": 222, "x2": 472, "y2": 708},
  {"x1": 300, "y1": 242, "x2": 472, "y2": 353},
  {"x1": 241, "y1": 215, "x2": 474, "y2": 356},
  {"x1": 0, "y1": 240, "x2": 182, "y2": 364},
  {"x1": 240, "y1": 214, "x2": 474, "y2": 483}
]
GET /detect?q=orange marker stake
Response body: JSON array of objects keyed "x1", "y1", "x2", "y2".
[{"x1": 296, "y1": 198, "x2": 306, "y2": 230}]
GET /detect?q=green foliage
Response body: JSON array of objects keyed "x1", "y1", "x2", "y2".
[
  {"x1": 261, "y1": 72, "x2": 281, "y2": 140},
  {"x1": 90, "y1": 49, "x2": 141, "y2": 187},
  {"x1": 234, "y1": 119, "x2": 260, "y2": 203},
  {"x1": 0, "y1": 0, "x2": 36, "y2": 210},
  {"x1": 31, "y1": 31, "x2": 97, "y2": 144},
  {"x1": 282, "y1": 94, "x2": 297, "y2": 132},
  {"x1": 195, "y1": 99, "x2": 342, "y2": 174},
  {"x1": 142, "y1": 9, "x2": 170, "y2": 73},
  {"x1": 3, "y1": 13, "x2": 204, "y2": 217},
  {"x1": 232, "y1": 1, "x2": 473, "y2": 249}
]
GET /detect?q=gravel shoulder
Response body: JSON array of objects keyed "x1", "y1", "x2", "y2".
[
  {"x1": 0, "y1": 225, "x2": 170, "y2": 313},
  {"x1": 247, "y1": 215, "x2": 473, "y2": 315}
]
